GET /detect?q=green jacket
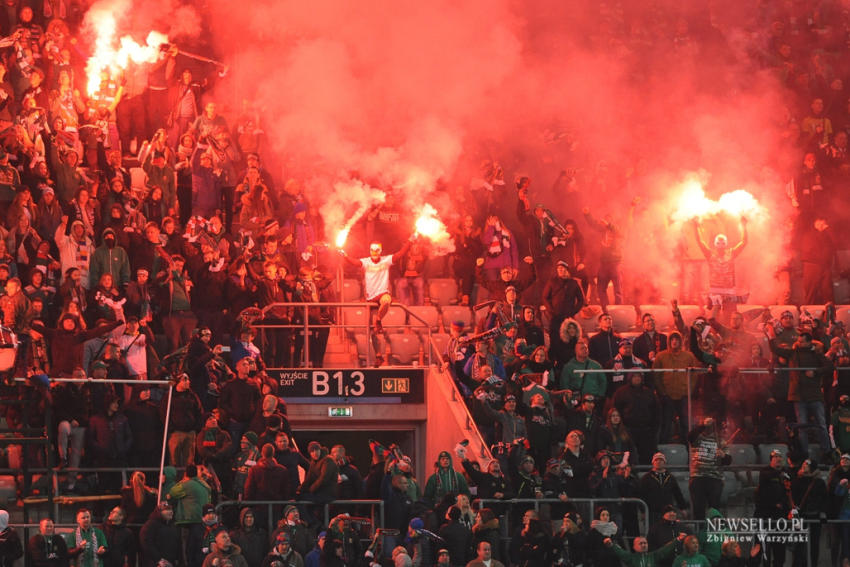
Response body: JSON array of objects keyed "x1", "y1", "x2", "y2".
[
  {"x1": 423, "y1": 451, "x2": 470, "y2": 505},
  {"x1": 89, "y1": 240, "x2": 131, "y2": 289},
  {"x1": 169, "y1": 476, "x2": 211, "y2": 525},
  {"x1": 698, "y1": 507, "x2": 724, "y2": 564},
  {"x1": 611, "y1": 539, "x2": 675, "y2": 567},
  {"x1": 64, "y1": 527, "x2": 108, "y2": 567},
  {"x1": 559, "y1": 357, "x2": 604, "y2": 397}
]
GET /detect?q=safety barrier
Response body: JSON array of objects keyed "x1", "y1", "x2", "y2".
[{"x1": 215, "y1": 499, "x2": 384, "y2": 535}]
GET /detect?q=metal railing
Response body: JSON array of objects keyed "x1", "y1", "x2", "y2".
[
  {"x1": 215, "y1": 499, "x2": 384, "y2": 535},
  {"x1": 478, "y1": 497, "x2": 650, "y2": 538},
  {"x1": 253, "y1": 301, "x2": 434, "y2": 367}
]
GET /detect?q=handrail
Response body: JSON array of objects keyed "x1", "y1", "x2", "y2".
[
  {"x1": 216, "y1": 499, "x2": 384, "y2": 535},
  {"x1": 254, "y1": 301, "x2": 433, "y2": 367},
  {"x1": 477, "y1": 497, "x2": 651, "y2": 544}
]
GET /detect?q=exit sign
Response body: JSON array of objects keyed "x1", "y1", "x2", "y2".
[{"x1": 328, "y1": 407, "x2": 353, "y2": 417}]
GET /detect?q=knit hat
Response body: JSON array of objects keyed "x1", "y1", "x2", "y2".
[
  {"x1": 283, "y1": 505, "x2": 298, "y2": 518},
  {"x1": 408, "y1": 517, "x2": 424, "y2": 531},
  {"x1": 293, "y1": 202, "x2": 307, "y2": 215},
  {"x1": 202, "y1": 504, "x2": 216, "y2": 516},
  {"x1": 307, "y1": 440, "x2": 322, "y2": 452},
  {"x1": 276, "y1": 531, "x2": 291, "y2": 544},
  {"x1": 618, "y1": 338, "x2": 632, "y2": 347},
  {"x1": 243, "y1": 431, "x2": 259, "y2": 446},
  {"x1": 651, "y1": 452, "x2": 667, "y2": 462},
  {"x1": 556, "y1": 260, "x2": 569, "y2": 270}
]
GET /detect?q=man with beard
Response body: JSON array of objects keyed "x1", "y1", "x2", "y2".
[
  {"x1": 202, "y1": 529, "x2": 248, "y2": 567},
  {"x1": 101, "y1": 507, "x2": 135, "y2": 567}
]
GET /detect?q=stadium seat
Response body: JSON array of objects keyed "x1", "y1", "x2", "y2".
[
  {"x1": 342, "y1": 304, "x2": 370, "y2": 333},
  {"x1": 721, "y1": 471, "x2": 740, "y2": 504},
  {"x1": 352, "y1": 333, "x2": 383, "y2": 365},
  {"x1": 429, "y1": 333, "x2": 450, "y2": 359},
  {"x1": 658, "y1": 443, "x2": 688, "y2": 467},
  {"x1": 407, "y1": 305, "x2": 440, "y2": 333},
  {"x1": 429, "y1": 278, "x2": 458, "y2": 306},
  {"x1": 575, "y1": 306, "x2": 602, "y2": 335},
  {"x1": 672, "y1": 471, "x2": 690, "y2": 501},
  {"x1": 767, "y1": 305, "x2": 798, "y2": 326},
  {"x1": 726, "y1": 444, "x2": 757, "y2": 486},
  {"x1": 341, "y1": 278, "x2": 362, "y2": 301},
  {"x1": 129, "y1": 166, "x2": 147, "y2": 191},
  {"x1": 639, "y1": 305, "x2": 675, "y2": 332},
  {"x1": 834, "y1": 305, "x2": 850, "y2": 329},
  {"x1": 756, "y1": 443, "x2": 789, "y2": 464},
  {"x1": 441, "y1": 305, "x2": 473, "y2": 331},
  {"x1": 736, "y1": 304, "x2": 766, "y2": 316},
  {"x1": 606, "y1": 305, "x2": 638, "y2": 333},
  {"x1": 388, "y1": 334, "x2": 422, "y2": 365},
  {"x1": 382, "y1": 306, "x2": 408, "y2": 333}
]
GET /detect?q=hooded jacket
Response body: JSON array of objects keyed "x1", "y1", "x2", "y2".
[
  {"x1": 423, "y1": 451, "x2": 470, "y2": 505},
  {"x1": 230, "y1": 508, "x2": 268, "y2": 567},
  {"x1": 0, "y1": 511, "x2": 22, "y2": 567},
  {"x1": 201, "y1": 540, "x2": 249, "y2": 567},
  {"x1": 90, "y1": 227, "x2": 131, "y2": 290}
]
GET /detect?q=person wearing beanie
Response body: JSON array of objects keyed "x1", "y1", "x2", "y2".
[
  {"x1": 542, "y1": 260, "x2": 585, "y2": 363},
  {"x1": 195, "y1": 411, "x2": 233, "y2": 486},
  {"x1": 261, "y1": 530, "x2": 303, "y2": 567},
  {"x1": 423, "y1": 450, "x2": 470, "y2": 508},
  {"x1": 271, "y1": 506, "x2": 313, "y2": 559},
  {"x1": 298, "y1": 442, "x2": 339, "y2": 516},
  {"x1": 231, "y1": 431, "x2": 261, "y2": 499},
  {"x1": 639, "y1": 452, "x2": 688, "y2": 523}
]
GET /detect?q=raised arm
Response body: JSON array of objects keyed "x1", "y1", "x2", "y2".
[{"x1": 691, "y1": 219, "x2": 711, "y2": 259}]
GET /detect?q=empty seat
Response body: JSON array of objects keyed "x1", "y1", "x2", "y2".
[
  {"x1": 757, "y1": 443, "x2": 789, "y2": 464},
  {"x1": 352, "y1": 333, "x2": 382, "y2": 365},
  {"x1": 407, "y1": 305, "x2": 440, "y2": 333},
  {"x1": 429, "y1": 278, "x2": 458, "y2": 306},
  {"x1": 129, "y1": 166, "x2": 147, "y2": 191},
  {"x1": 726, "y1": 444, "x2": 758, "y2": 486},
  {"x1": 341, "y1": 278, "x2": 362, "y2": 301},
  {"x1": 441, "y1": 305, "x2": 473, "y2": 331},
  {"x1": 834, "y1": 305, "x2": 850, "y2": 329},
  {"x1": 607, "y1": 305, "x2": 638, "y2": 333},
  {"x1": 429, "y1": 333, "x2": 450, "y2": 359},
  {"x1": 381, "y1": 306, "x2": 408, "y2": 333},
  {"x1": 342, "y1": 305, "x2": 370, "y2": 332},
  {"x1": 576, "y1": 306, "x2": 603, "y2": 335},
  {"x1": 639, "y1": 305, "x2": 675, "y2": 332},
  {"x1": 388, "y1": 334, "x2": 422, "y2": 365},
  {"x1": 721, "y1": 471, "x2": 740, "y2": 504},
  {"x1": 658, "y1": 443, "x2": 689, "y2": 467},
  {"x1": 736, "y1": 304, "x2": 766, "y2": 316}
]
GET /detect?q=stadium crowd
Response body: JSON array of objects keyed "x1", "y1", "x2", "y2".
[{"x1": 0, "y1": 0, "x2": 848, "y2": 566}]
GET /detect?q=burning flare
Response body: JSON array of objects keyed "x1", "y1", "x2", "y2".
[
  {"x1": 414, "y1": 203, "x2": 454, "y2": 255},
  {"x1": 85, "y1": 11, "x2": 168, "y2": 97},
  {"x1": 671, "y1": 180, "x2": 766, "y2": 223}
]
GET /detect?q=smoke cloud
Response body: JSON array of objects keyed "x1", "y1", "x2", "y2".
[{"x1": 97, "y1": 0, "x2": 803, "y2": 303}]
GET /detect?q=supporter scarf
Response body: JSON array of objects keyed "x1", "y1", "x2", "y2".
[
  {"x1": 203, "y1": 428, "x2": 219, "y2": 447},
  {"x1": 75, "y1": 526, "x2": 98, "y2": 564},
  {"x1": 590, "y1": 519, "x2": 618, "y2": 537}
]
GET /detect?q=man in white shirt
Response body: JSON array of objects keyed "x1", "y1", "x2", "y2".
[{"x1": 341, "y1": 238, "x2": 412, "y2": 333}]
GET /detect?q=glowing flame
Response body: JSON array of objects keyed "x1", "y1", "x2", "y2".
[
  {"x1": 671, "y1": 180, "x2": 766, "y2": 223},
  {"x1": 335, "y1": 227, "x2": 350, "y2": 248},
  {"x1": 414, "y1": 203, "x2": 455, "y2": 255},
  {"x1": 414, "y1": 203, "x2": 446, "y2": 238},
  {"x1": 86, "y1": 12, "x2": 168, "y2": 97}
]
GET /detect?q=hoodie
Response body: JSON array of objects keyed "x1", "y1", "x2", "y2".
[
  {"x1": 0, "y1": 510, "x2": 22, "y2": 567},
  {"x1": 230, "y1": 509, "x2": 268, "y2": 567},
  {"x1": 423, "y1": 451, "x2": 470, "y2": 505},
  {"x1": 90, "y1": 227, "x2": 131, "y2": 289}
]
